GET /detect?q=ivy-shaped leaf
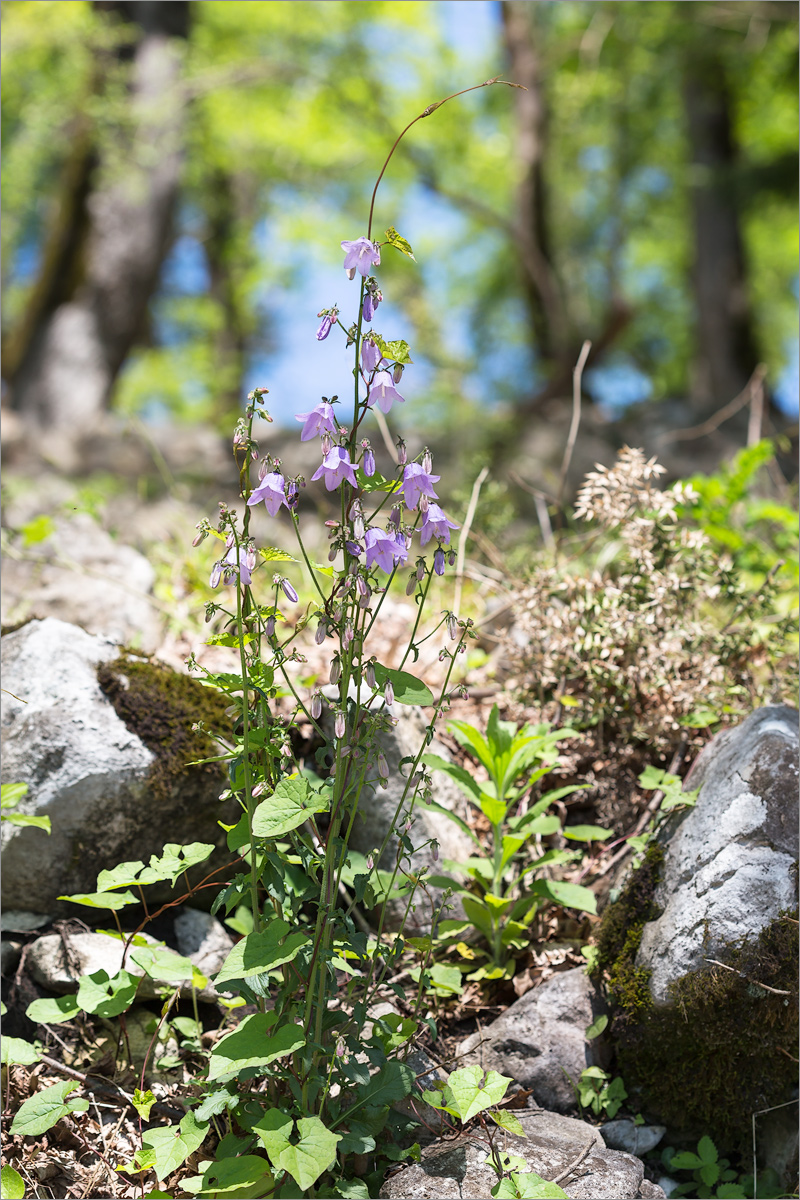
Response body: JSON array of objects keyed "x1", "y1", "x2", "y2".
[
  {"x1": 0, "y1": 1165, "x2": 25, "y2": 1199},
  {"x1": 251, "y1": 775, "x2": 330, "y2": 839},
  {"x1": 208, "y1": 1013, "x2": 305, "y2": 1081},
  {"x1": 10, "y1": 1080, "x2": 89, "y2": 1136},
  {"x1": 444, "y1": 1065, "x2": 512, "y2": 1122},
  {"x1": 214, "y1": 921, "x2": 308, "y2": 986},
  {"x1": 373, "y1": 664, "x2": 433, "y2": 706},
  {"x1": 26, "y1": 995, "x2": 81, "y2": 1025},
  {"x1": 140, "y1": 1112, "x2": 208, "y2": 1183},
  {"x1": 254, "y1": 1112, "x2": 340, "y2": 1191}
]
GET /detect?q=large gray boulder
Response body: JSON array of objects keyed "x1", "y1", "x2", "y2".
[
  {"x1": 457, "y1": 968, "x2": 604, "y2": 1112},
  {"x1": 636, "y1": 705, "x2": 798, "y2": 1005},
  {"x1": 1, "y1": 618, "x2": 236, "y2": 915},
  {"x1": 379, "y1": 1109, "x2": 666, "y2": 1199}
]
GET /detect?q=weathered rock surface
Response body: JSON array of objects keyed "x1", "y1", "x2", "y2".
[
  {"x1": 636, "y1": 706, "x2": 799, "y2": 1005},
  {"x1": 1, "y1": 513, "x2": 162, "y2": 652},
  {"x1": 600, "y1": 1119, "x2": 666, "y2": 1156},
  {"x1": 457, "y1": 968, "x2": 604, "y2": 1112},
  {"x1": 379, "y1": 1109, "x2": 666, "y2": 1198},
  {"x1": 26, "y1": 931, "x2": 208, "y2": 1001},
  {"x1": 173, "y1": 909, "x2": 234, "y2": 978},
  {"x1": 1, "y1": 618, "x2": 236, "y2": 915}
]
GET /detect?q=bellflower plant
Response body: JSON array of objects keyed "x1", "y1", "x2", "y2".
[{"x1": 72, "y1": 76, "x2": 525, "y2": 1200}]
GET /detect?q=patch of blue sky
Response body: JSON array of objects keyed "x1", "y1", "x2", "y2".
[
  {"x1": 579, "y1": 144, "x2": 610, "y2": 173},
  {"x1": 774, "y1": 338, "x2": 799, "y2": 415},
  {"x1": 438, "y1": 0, "x2": 501, "y2": 58},
  {"x1": 585, "y1": 358, "x2": 653, "y2": 416},
  {"x1": 13, "y1": 239, "x2": 41, "y2": 283},
  {"x1": 160, "y1": 233, "x2": 210, "y2": 296}
]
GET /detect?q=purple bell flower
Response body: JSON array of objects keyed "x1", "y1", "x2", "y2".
[
  {"x1": 295, "y1": 401, "x2": 337, "y2": 442},
  {"x1": 247, "y1": 471, "x2": 289, "y2": 517},
  {"x1": 316, "y1": 314, "x2": 334, "y2": 340},
  {"x1": 361, "y1": 336, "x2": 382, "y2": 374},
  {"x1": 364, "y1": 527, "x2": 409, "y2": 574},
  {"x1": 367, "y1": 371, "x2": 405, "y2": 415},
  {"x1": 399, "y1": 462, "x2": 440, "y2": 511},
  {"x1": 311, "y1": 446, "x2": 359, "y2": 491},
  {"x1": 341, "y1": 237, "x2": 381, "y2": 278},
  {"x1": 420, "y1": 503, "x2": 460, "y2": 547}
]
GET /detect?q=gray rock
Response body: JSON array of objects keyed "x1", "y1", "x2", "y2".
[
  {"x1": 1, "y1": 513, "x2": 162, "y2": 653},
  {"x1": 600, "y1": 1119, "x2": 665, "y2": 1156},
  {"x1": 0, "y1": 618, "x2": 236, "y2": 915},
  {"x1": 457, "y1": 967, "x2": 604, "y2": 1112},
  {"x1": 393, "y1": 1047, "x2": 451, "y2": 1139},
  {"x1": 26, "y1": 931, "x2": 199, "y2": 1000},
  {"x1": 0, "y1": 912, "x2": 52, "y2": 933},
  {"x1": 380, "y1": 1109, "x2": 664, "y2": 1198},
  {"x1": 636, "y1": 706, "x2": 799, "y2": 1005},
  {"x1": 1, "y1": 940, "x2": 22, "y2": 976},
  {"x1": 173, "y1": 908, "x2": 234, "y2": 978}
]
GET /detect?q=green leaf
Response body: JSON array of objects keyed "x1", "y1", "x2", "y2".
[
  {"x1": 208, "y1": 1013, "x2": 305, "y2": 1081},
  {"x1": 10, "y1": 1080, "x2": 89, "y2": 1136},
  {"x1": 20, "y1": 515, "x2": 56, "y2": 547},
  {"x1": 699, "y1": 1163, "x2": 720, "y2": 1187},
  {"x1": 428, "y1": 963, "x2": 464, "y2": 995},
  {"x1": 384, "y1": 226, "x2": 416, "y2": 260},
  {"x1": 584, "y1": 1014, "x2": 608, "y2": 1039},
  {"x1": 251, "y1": 775, "x2": 330, "y2": 839},
  {"x1": 461, "y1": 895, "x2": 494, "y2": 938},
  {"x1": 130, "y1": 945, "x2": 194, "y2": 982},
  {"x1": 195, "y1": 1155, "x2": 274, "y2": 1198},
  {"x1": 697, "y1": 1136, "x2": 718, "y2": 1164},
  {"x1": 254, "y1": 1112, "x2": 340, "y2": 1191},
  {"x1": 132, "y1": 1089, "x2": 157, "y2": 1121},
  {"x1": 332, "y1": 1060, "x2": 414, "y2": 1126},
  {"x1": 76, "y1": 969, "x2": 139, "y2": 1018},
  {"x1": 214, "y1": 921, "x2": 309, "y2": 986},
  {"x1": 1, "y1": 1165, "x2": 26, "y2": 1199},
  {"x1": 1, "y1": 812, "x2": 51, "y2": 833},
  {"x1": 141, "y1": 1112, "x2": 208, "y2": 1183},
  {"x1": 0, "y1": 783, "x2": 28, "y2": 808},
  {"x1": 421, "y1": 753, "x2": 483, "y2": 805},
  {"x1": 2, "y1": 1037, "x2": 41, "y2": 1066},
  {"x1": 26, "y1": 995, "x2": 81, "y2": 1025},
  {"x1": 563, "y1": 825, "x2": 614, "y2": 842},
  {"x1": 447, "y1": 719, "x2": 495, "y2": 775},
  {"x1": 259, "y1": 545, "x2": 297, "y2": 564},
  {"x1": 489, "y1": 1109, "x2": 527, "y2": 1137},
  {"x1": 372, "y1": 333, "x2": 414, "y2": 365},
  {"x1": 373, "y1": 663, "x2": 433, "y2": 706},
  {"x1": 446, "y1": 1065, "x2": 512, "y2": 1122},
  {"x1": 670, "y1": 1152, "x2": 703, "y2": 1171},
  {"x1": 479, "y1": 792, "x2": 507, "y2": 825},
  {"x1": 512, "y1": 814, "x2": 561, "y2": 837},
  {"x1": 492, "y1": 1172, "x2": 569, "y2": 1199},
  {"x1": 526, "y1": 879, "x2": 597, "y2": 915},
  {"x1": 58, "y1": 889, "x2": 139, "y2": 910}
]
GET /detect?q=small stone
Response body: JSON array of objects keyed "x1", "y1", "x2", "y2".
[
  {"x1": 0, "y1": 911, "x2": 52, "y2": 933},
  {"x1": 600, "y1": 1119, "x2": 666, "y2": 1156},
  {"x1": 1, "y1": 940, "x2": 22, "y2": 976},
  {"x1": 173, "y1": 909, "x2": 233, "y2": 977}
]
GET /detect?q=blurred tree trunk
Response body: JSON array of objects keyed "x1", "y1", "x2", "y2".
[
  {"x1": 683, "y1": 37, "x2": 760, "y2": 418},
  {"x1": 204, "y1": 170, "x2": 252, "y2": 420},
  {"x1": 4, "y1": 1, "x2": 190, "y2": 435}
]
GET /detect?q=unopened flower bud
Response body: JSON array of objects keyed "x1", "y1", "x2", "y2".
[
  {"x1": 389, "y1": 506, "x2": 401, "y2": 529},
  {"x1": 335, "y1": 711, "x2": 346, "y2": 739},
  {"x1": 420, "y1": 493, "x2": 429, "y2": 514},
  {"x1": 363, "y1": 446, "x2": 375, "y2": 477},
  {"x1": 192, "y1": 530, "x2": 205, "y2": 547},
  {"x1": 434, "y1": 548, "x2": 445, "y2": 576},
  {"x1": 384, "y1": 680, "x2": 394, "y2": 706},
  {"x1": 315, "y1": 620, "x2": 327, "y2": 645},
  {"x1": 336, "y1": 1038, "x2": 346, "y2": 1057},
  {"x1": 328, "y1": 545, "x2": 338, "y2": 562},
  {"x1": 281, "y1": 578, "x2": 299, "y2": 603},
  {"x1": 321, "y1": 432, "x2": 333, "y2": 456},
  {"x1": 365, "y1": 661, "x2": 376, "y2": 689},
  {"x1": 431, "y1": 840, "x2": 439, "y2": 862},
  {"x1": 342, "y1": 621, "x2": 353, "y2": 650},
  {"x1": 406, "y1": 574, "x2": 417, "y2": 595},
  {"x1": 448, "y1": 550, "x2": 456, "y2": 566},
  {"x1": 422, "y1": 448, "x2": 432, "y2": 473},
  {"x1": 311, "y1": 691, "x2": 322, "y2": 720},
  {"x1": 393, "y1": 363, "x2": 404, "y2": 386},
  {"x1": 265, "y1": 615, "x2": 276, "y2": 637},
  {"x1": 210, "y1": 562, "x2": 222, "y2": 588},
  {"x1": 396, "y1": 437, "x2": 407, "y2": 465},
  {"x1": 316, "y1": 313, "x2": 334, "y2": 341},
  {"x1": 330, "y1": 656, "x2": 341, "y2": 684},
  {"x1": 378, "y1": 753, "x2": 389, "y2": 781},
  {"x1": 362, "y1": 292, "x2": 374, "y2": 322},
  {"x1": 447, "y1": 613, "x2": 458, "y2": 639},
  {"x1": 358, "y1": 589, "x2": 370, "y2": 609},
  {"x1": 366, "y1": 852, "x2": 375, "y2": 871},
  {"x1": 356, "y1": 574, "x2": 368, "y2": 597},
  {"x1": 353, "y1": 515, "x2": 365, "y2": 541},
  {"x1": 416, "y1": 559, "x2": 425, "y2": 581}
]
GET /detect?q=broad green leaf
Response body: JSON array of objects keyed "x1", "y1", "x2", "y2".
[
  {"x1": 1, "y1": 812, "x2": 51, "y2": 833},
  {"x1": 489, "y1": 1109, "x2": 527, "y2": 1137},
  {"x1": 132, "y1": 1089, "x2": 157, "y2": 1120},
  {"x1": 251, "y1": 775, "x2": 329, "y2": 839},
  {"x1": 1, "y1": 782, "x2": 28, "y2": 808},
  {"x1": 492, "y1": 1173, "x2": 568, "y2": 1199},
  {"x1": 372, "y1": 333, "x2": 414, "y2": 364},
  {"x1": 214, "y1": 921, "x2": 308, "y2": 985},
  {"x1": 461, "y1": 895, "x2": 494, "y2": 938},
  {"x1": 500, "y1": 835, "x2": 526, "y2": 871},
  {"x1": 483, "y1": 893, "x2": 513, "y2": 916},
  {"x1": 428, "y1": 963, "x2": 464, "y2": 995},
  {"x1": 208, "y1": 1014, "x2": 305, "y2": 1081},
  {"x1": 1, "y1": 1165, "x2": 25, "y2": 1199},
  {"x1": 639, "y1": 765, "x2": 667, "y2": 790},
  {"x1": 446, "y1": 1064, "x2": 511, "y2": 1122},
  {"x1": 585, "y1": 1014, "x2": 608, "y2": 1040},
  {"x1": 697, "y1": 1136, "x2": 718, "y2": 1164},
  {"x1": 527, "y1": 879, "x2": 597, "y2": 915},
  {"x1": 26, "y1": 995, "x2": 80, "y2": 1025},
  {"x1": 373, "y1": 664, "x2": 433, "y2": 706},
  {"x1": 563, "y1": 825, "x2": 614, "y2": 842},
  {"x1": 479, "y1": 791, "x2": 507, "y2": 825},
  {"x1": 2, "y1": 1037, "x2": 41, "y2": 1066},
  {"x1": 332, "y1": 1060, "x2": 414, "y2": 1126},
  {"x1": 141, "y1": 1112, "x2": 208, "y2": 1183},
  {"x1": 260, "y1": 545, "x2": 297, "y2": 564},
  {"x1": 447, "y1": 719, "x2": 494, "y2": 775},
  {"x1": 254, "y1": 1112, "x2": 340, "y2": 1191},
  {"x1": 10, "y1": 1081, "x2": 89, "y2": 1136},
  {"x1": 130, "y1": 946, "x2": 194, "y2": 982},
  {"x1": 196, "y1": 1155, "x2": 274, "y2": 1198},
  {"x1": 77, "y1": 969, "x2": 139, "y2": 1017},
  {"x1": 669, "y1": 1151, "x2": 703, "y2": 1170},
  {"x1": 95, "y1": 860, "x2": 146, "y2": 890},
  {"x1": 138, "y1": 843, "x2": 216, "y2": 886},
  {"x1": 58, "y1": 889, "x2": 139, "y2": 910},
  {"x1": 20, "y1": 515, "x2": 56, "y2": 546},
  {"x1": 383, "y1": 226, "x2": 416, "y2": 260},
  {"x1": 511, "y1": 813, "x2": 561, "y2": 836}
]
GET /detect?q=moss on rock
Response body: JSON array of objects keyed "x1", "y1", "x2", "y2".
[
  {"x1": 593, "y1": 848, "x2": 798, "y2": 1151},
  {"x1": 97, "y1": 654, "x2": 231, "y2": 805}
]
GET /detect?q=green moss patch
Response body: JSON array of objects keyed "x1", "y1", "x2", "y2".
[
  {"x1": 594, "y1": 850, "x2": 798, "y2": 1150},
  {"x1": 97, "y1": 654, "x2": 231, "y2": 803}
]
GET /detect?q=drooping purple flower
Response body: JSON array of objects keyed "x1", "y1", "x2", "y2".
[
  {"x1": 345, "y1": 540, "x2": 362, "y2": 557},
  {"x1": 219, "y1": 542, "x2": 254, "y2": 586},
  {"x1": 341, "y1": 237, "x2": 381, "y2": 278},
  {"x1": 367, "y1": 371, "x2": 405, "y2": 414},
  {"x1": 362, "y1": 444, "x2": 376, "y2": 477},
  {"x1": 248, "y1": 471, "x2": 289, "y2": 517},
  {"x1": 311, "y1": 446, "x2": 358, "y2": 491},
  {"x1": 420, "y1": 503, "x2": 460, "y2": 547},
  {"x1": 363, "y1": 292, "x2": 375, "y2": 322},
  {"x1": 361, "y1": 336, "x2": 382, "y2": 374},
  {"x1": 295, "y1": 401, "x2": 337, "y2": 442},
  {"x1": 280, "y1": 578, "x2": 299, "y2": 603},
  {"x1": 316, "y1": 313, "x2": 335, "y2": 341},
  {"x1": 364, "y1": 527, "x2": 409, "y2": 574},
  {"x1": 434, "y1": 547, "x2": 446, "y2": 576},
  {"x1": 399, "y1": 462, "x2": 440, "y2": 511}
]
